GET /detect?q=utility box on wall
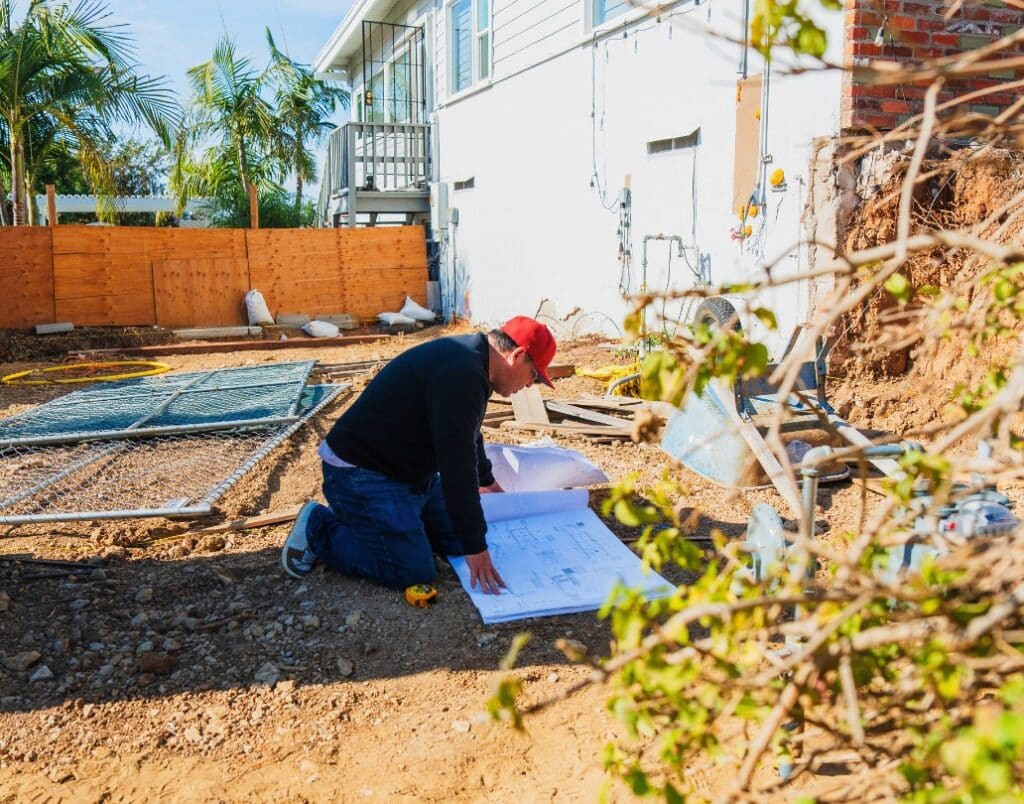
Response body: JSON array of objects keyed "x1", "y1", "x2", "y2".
[{"x1": 430, "y1": 181, "x2": 449, "y2": 236}]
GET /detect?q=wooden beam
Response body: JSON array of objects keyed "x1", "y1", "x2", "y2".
[
  {"x1": 71, "y1": 333, "x2": 390, "y2": 357},
  {"x1": 501, "y1": 420, "x2": 631, "y2": 438},
  {"x1": 45, "y1": 184, "x2": 57, "y2": 226},
  {"x1": 545, "y1": 401, "x2": 629, "y2": 428},
  {"x1": 192, "y1": 505, "x2": 303, "y2": 534}
]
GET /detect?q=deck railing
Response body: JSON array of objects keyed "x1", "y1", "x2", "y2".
[{"x1": 318, "y1": 121, "x2": 431, "y2": 225}]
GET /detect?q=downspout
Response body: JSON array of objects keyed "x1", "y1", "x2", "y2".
[{"x1": 740, "y1": 0, "x2": 750, "y2": 79}]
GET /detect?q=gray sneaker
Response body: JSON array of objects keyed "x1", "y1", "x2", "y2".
[{"x1": 281, "y1": 501, "x2": 320, "y2": 578}]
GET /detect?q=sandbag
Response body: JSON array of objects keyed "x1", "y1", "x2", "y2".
[
  {"x1": 378, "y1": 312, "x2": 417, "y2": 326},
  {"x1": 302, "y1": 320, "x2": 340, "y2": 338},
  {"x1": 400, "y1": 296, "x2": 436, "y2": 322},
  {"x1": 244, "y1": 289, "x2": 274, "y2": 326}
]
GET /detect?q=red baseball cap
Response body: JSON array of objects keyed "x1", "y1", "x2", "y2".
[{"x1": 501, "y1": 316, "x2": 557, "y2": 387}]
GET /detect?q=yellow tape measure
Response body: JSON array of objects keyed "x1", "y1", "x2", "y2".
[{"x1": 404, "y1": 584, "x2": 438, "y2": 607}]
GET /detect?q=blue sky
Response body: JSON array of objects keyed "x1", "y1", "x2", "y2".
[
  {"x1": 97, "y1": 0, "x2": 355, "y2": 195},
  {"x1": 104, "y1": 0, "x2": 352, "y2": 101}
]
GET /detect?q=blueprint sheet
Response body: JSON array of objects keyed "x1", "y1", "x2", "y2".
[{"x1": 449, "y1": 490, "x2": 673, "y2": 624}]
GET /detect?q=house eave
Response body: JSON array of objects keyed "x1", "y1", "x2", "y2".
[{"x1": 312, "y1": 0, "x2": 398, "y2": 74}]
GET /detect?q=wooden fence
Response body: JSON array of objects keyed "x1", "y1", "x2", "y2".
[{"x1": 0, "y1": 225, "x2": 428, "y2": 330}]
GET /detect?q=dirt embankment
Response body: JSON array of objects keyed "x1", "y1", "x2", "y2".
[{"x1": 829, "y1": 148, "x2": 1024, "y2": 435}]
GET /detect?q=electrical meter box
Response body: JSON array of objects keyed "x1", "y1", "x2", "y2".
[{"x1": 430, "y1": 182, "x2": 449, "y2": 235}]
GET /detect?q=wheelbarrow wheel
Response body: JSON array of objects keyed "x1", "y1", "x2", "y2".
[{"x1": 693, "y1": 296, "x2": 741, "y2": 332}]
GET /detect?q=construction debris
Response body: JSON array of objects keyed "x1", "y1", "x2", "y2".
[
  {"x1": 190, "y1": 506, "x2": 303, "y2": 535},
  {"x1": 496, "y1": 391, "x2": 641, "y2": 443}
]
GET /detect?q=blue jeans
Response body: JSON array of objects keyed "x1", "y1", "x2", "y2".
[{"x1": 306, "y1": 462, "x2": 462, "y2": 590}]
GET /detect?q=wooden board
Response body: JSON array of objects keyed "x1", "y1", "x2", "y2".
[
  {"x1": 247, "y1": 228, "x2": 347, "y2": 318},
  {"x1": 0, "y1": 227, "x2": 54, "y2": 328},
  {"x1": 340, "y1": 226, "x2": 428, "y2": 320},
  {"x1": 510, "y1": 387, "x2": 550, "y2": 424},
  {"x1": 53, "y1": 248, "x2": 155, "y2": 325},
  {"x1": 733, "y1": 74, "x2": 763, "y2": 214},
  {"x1": 153, "y1": 258, "x2": 249, "y2": 328},
  {"x1": 56, "y1": 293, "x2": 156, "y2": 327},
  {"x1": 546, "y1": 401, "x2": 629, "y2": 427},
  {"x1": 71, "y1": 333, "x2": 390, "y2": 356}
]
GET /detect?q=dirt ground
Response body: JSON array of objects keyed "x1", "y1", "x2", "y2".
[{"x1": 0, "y1": 325, "x2": 1014, "y2": 802}]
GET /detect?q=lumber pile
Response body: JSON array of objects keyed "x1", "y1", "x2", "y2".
[
  {"x1": 312, "y1": 359, "x2": 385, "y2": 381},
  {"x1": 488, "y1": 388, "x2": 643, "y2": 444}
]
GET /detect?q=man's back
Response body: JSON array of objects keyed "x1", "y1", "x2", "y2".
[{"x1": 325, "y1": 333, "x2": 494, "y2": 548}]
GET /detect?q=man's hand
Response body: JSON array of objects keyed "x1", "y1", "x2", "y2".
[
  {"x1": 479, "y1": 480, "x2": 504, "y2": 494},
  {"x1": 466, "y1": 549, "x2": 506, "y2": 594}
]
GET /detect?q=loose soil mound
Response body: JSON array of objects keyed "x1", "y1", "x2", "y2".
[{"x1": 830, "y1": 148, "x2": 1024, "y2": 435}]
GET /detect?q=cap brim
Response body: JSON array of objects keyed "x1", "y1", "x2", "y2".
[{"x1": 537, "y1": 367, "x2": 555, "y2": 388}]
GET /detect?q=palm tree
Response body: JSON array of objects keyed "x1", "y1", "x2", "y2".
[
  {"x1": 176, "y1": 36, "x2": 277, "y2": 226},
  {"x1": 264, "y1": 29, "x2": 348, "y2": 214},
  {"x1": 0, "y1": 0, "x2": 176, "y2": 225}
]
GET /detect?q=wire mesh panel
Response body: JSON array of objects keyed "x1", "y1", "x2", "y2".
[
  {"x1": 0, "y1": 384, "x2": 346, "y2": 525},
  {"x1": 0, "y1": 361, "x2": 315, "y2": 447}
]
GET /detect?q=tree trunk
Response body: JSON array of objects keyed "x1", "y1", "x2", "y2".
[
  {"x1": 294, "y1": 132, "x2": 303, "y2": 214},
  {"x1": 11, "y1": 135, "x2": 25, "y2": 226},
  {"x1": 25, "y1": 171, "x2": 37, "y2": 226},
  {"x1": 236, "y1": 138, "x2": 255, "y2": 225}
]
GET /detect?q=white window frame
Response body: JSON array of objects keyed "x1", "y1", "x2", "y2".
[
  {"x1": 447, "y1": 0, "x2": 491, "y2": 97},
  {"x1": 583, "y1": 0, "x2": 637, "y2": 34}
]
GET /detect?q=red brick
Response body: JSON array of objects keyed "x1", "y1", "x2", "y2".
[
  {"x1": 930, "y1": 33, "x2": 960, "y2": 47},
  {"x1": 854, "y1": 112, "x2": 901, "y2": 128},
  {"x1": 851, "y1": 42, "x2": 884, "y2": 57},
  {"x1": 915, "y1": 18, "x2": 946, "y2": 32},
  {"x1": 891, "y1": 14, "x2": 917, "y2": 30},
  {"x1": 881, "y1": 99, "x2": 913, "y2": 112},
  {"x1": 897, "y1": 30, "x2": 930, "y2": 44},
  {"x1": 992, "y1": 9, "x2": 1024, "y2": 24}
]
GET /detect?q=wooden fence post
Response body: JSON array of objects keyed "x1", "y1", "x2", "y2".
[
  {"x1": 248, "y1": 184, "x2": 259, "y2": 230},
  {"x1": 45, "y1": 185, "x2": 57, "y2": 226}
]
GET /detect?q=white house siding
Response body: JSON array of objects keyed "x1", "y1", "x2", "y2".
[
  {"x1": 429, "y1": 0, "x2": 845, "y2": 349},
  {"x1": 491, "y1": 0, "x2": 578, "y2": 77}
]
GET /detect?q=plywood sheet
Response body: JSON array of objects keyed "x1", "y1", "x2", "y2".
[
  {"x1": 339, "y1": 225, "x2": 427, "y2": 271},
  {"x1": 152, "y1": 229, "x2": 247, "y2": 260},
  {"x1": 345, "y1": 268, "x2": 426, "y2": 319},
  {"x1": 733, "y1": 74, "x2": 763, "y2": 215},
  {"x1": 0, "y1": 227, "x2": 54, "y2": 328},
  {"x1": 153, "y1": 257, "x2": 249, "y2": 328},
  {"x1": 56, "y1": 293, "x2": 155, "y2": 326},
  {"x1": 247, "y1": 228, "x2": 347, "y2": 318}
]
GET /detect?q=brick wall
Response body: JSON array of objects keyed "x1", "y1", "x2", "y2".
[{"x1": 842, "y1": 0, "x2": 1024, "y2": 131}]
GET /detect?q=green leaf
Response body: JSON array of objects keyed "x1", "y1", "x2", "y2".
[
  {"x1": 614, "y1": 499, "x2": 643, "y2": 528},
  {"x1": 885, "y1": 272, "x2": 911, "y2": 302},
  {"x1": 752, "y1": 307, "x2": 778, "y2": 330}
]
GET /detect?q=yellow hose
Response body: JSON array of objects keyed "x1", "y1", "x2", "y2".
[
  {"x1": 575, "y1": 363, "x2": 641, "y2": 396},
  {"x1": 1, "y1": 361, "x2": 171, "y2": 385}
]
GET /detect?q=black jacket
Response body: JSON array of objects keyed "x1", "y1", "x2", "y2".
[{"x1": 325, "y1": 333, "x2": 496, "y2": 554}]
